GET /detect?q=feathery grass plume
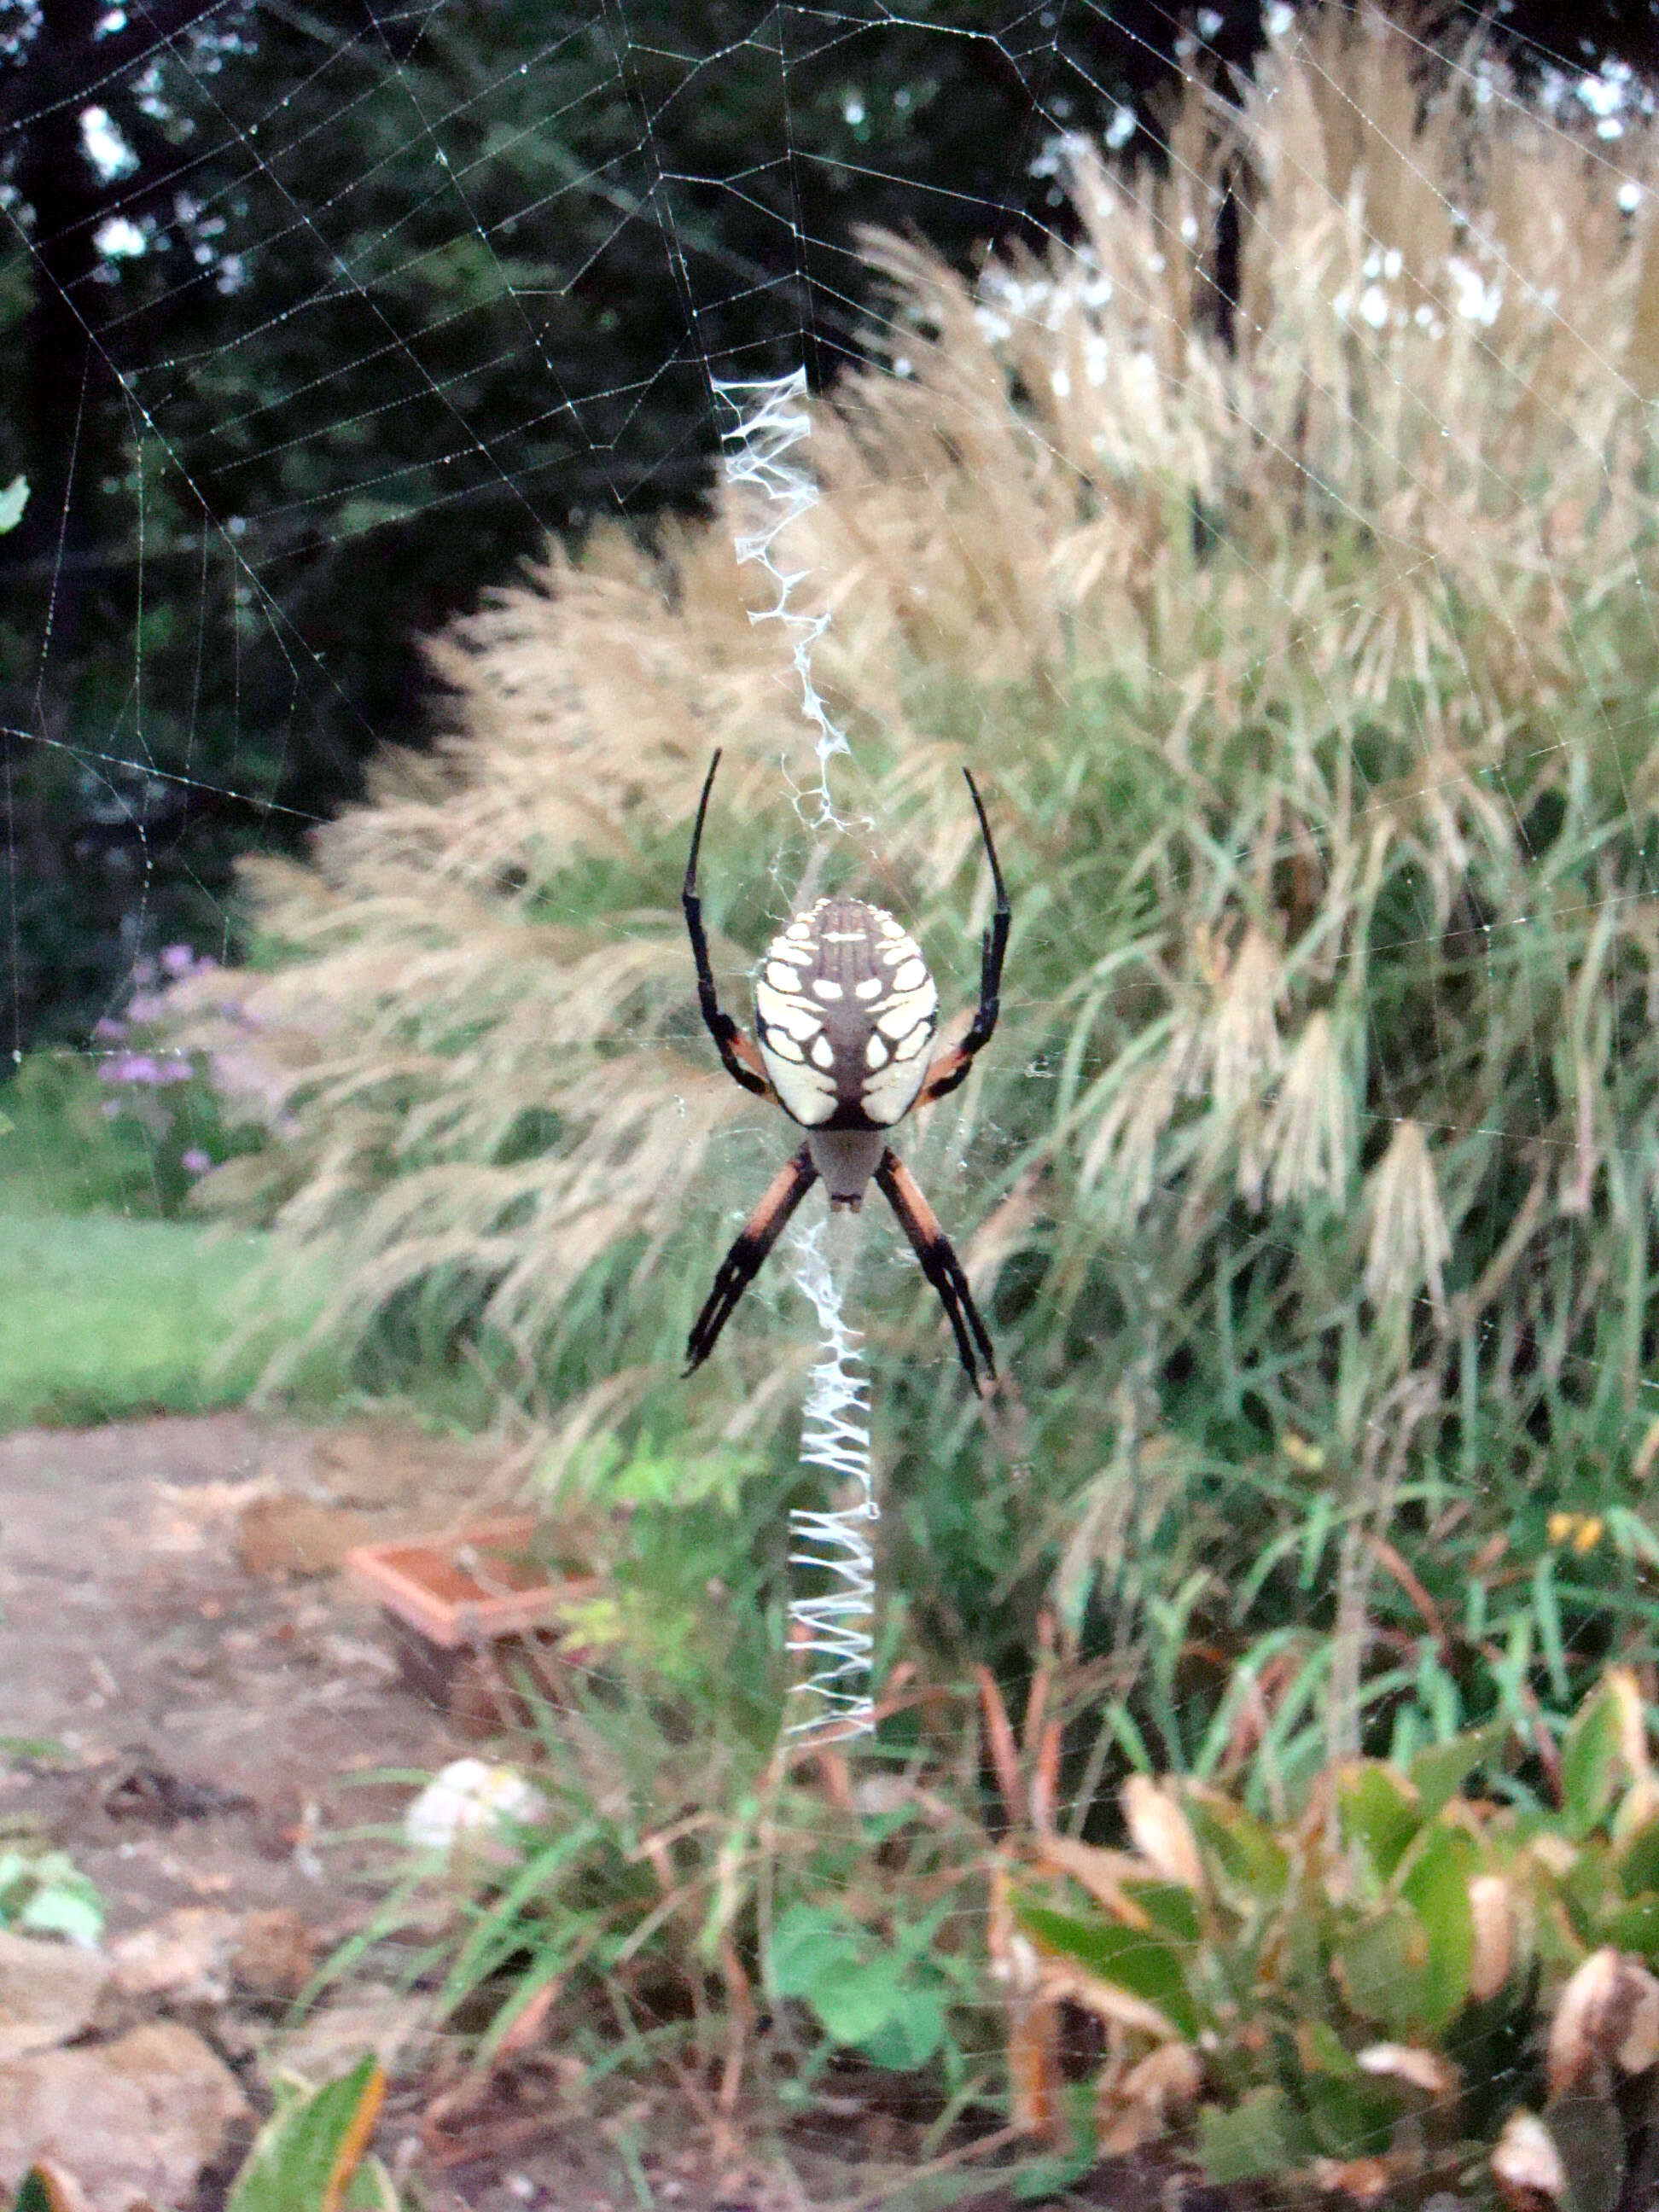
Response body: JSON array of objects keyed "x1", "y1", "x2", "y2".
[
  {"x1": 1208, "y1": 924, "x2": 1284, "y2": 1116},
  {"x1": 1363, "y1": 1119, "x2": 1452, "y2": 1329},
  {"x1": 1257, "y1": 1010, "x2": 1353, "y2": 1211},
  {"x1": 166, "y1": 9, "x2": 1659, "y2": 1793}
]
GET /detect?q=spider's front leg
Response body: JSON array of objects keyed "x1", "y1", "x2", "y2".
[
  {"x1": 875, "y1": 1148, "x2": 997, "y2": 1394},
  {"x1": 683, "y1": 750, "x2": 776, "y2": 1102},
  {"x1": 917, "y1": 767, "x2": 1010, "y2": 1108},
  {"x1": 685, "y1": 1145, "x2": 820, "y2": 1376}
]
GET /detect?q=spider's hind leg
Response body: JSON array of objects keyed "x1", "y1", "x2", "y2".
[
  {"x1": 874, "y1": 1147, "x2": 997, "y2": 1394},
  {"x1": 685, "y1": 1144, "x2": 819, "y2": 1375}
]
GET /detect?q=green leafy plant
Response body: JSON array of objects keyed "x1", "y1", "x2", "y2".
[
  {"x1": 227, "y1": 2056, "x2": 396, "y2": 2212},
  {"x1": 769, "y1": 1897, "x2": 965, "y2": 2075},
  {"x1": 995, "y1": 1671, "x2": 1659, "y2": 2202}
]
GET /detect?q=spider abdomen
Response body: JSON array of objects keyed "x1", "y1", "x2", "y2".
[{"x1": 754, "y1": 896, "x2": 939, "y2": 1132}]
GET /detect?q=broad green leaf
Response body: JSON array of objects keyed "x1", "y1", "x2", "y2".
[
  {"x1": 342, "y1": 2157, "x2": 400, "y2": 2210},
  {"x1": 1340, "y1": 1765, "x2": 1422, "y2": 1883},
  {"x1": 1616, "y1": 1817, "x2": 1659, "y2": 1901},
  {"x1": 1197, "y1": 2087, "x2": 1301, "y2": 2182},
  {"x1": 226, "y1": 2054, "x2": 386, "y2": 2212},
  {"x1": 768, "y1": 1903, "x2": 935, "y2": 2055},
  {"x1": 1296, "y1": 2018, "x2": 1358, "y2": 2077},
  {"x1": 1186, "y1": 1796, "x2": 1289, "y2": 1903},
  {"x1": 1012, "y1": 1897, "x2": 1199, "y2": 2038},
  {"x1": 856, "y1": 1986, "x2": 946, "y2": 2070},
  {"x1": 1563, "y1": 1687, "x2": 1623, "y2": 1838},
  {"x1": 1398, "y1": 1824, "x2": 1476, "y2": 2028},
  {"x1": 0, "y1": 478, "x2": 27, "y2": 535},
  {"x1": 1301, "y1": 2068, "x2": 1406, "y2": 2161},
  {"x1": 1340, "y1": 1901, "x2": 1433, "y2": 2037},
  {"x1": 17, "y1": 1886, "x2": 104, "y2": 1946},
  {"x1": 810, "y1": 1951, "x2": 908, "y2": 2046},
  {"x1": 1410, "y1": 1726, "x2": 1500, "y2": 1819},
  {"x1": 1601, "y1": 1899, "x2": 1659, "y2": 1959},
  {"x1": 1122, "y1": 1877, "x2": 1201, "y2": 1947},
  {"x1": 1562, "y1": 1843, "x2": 1619, "y2": 1947},
  {"x1": 769, "y1": 1902, "x2": 863, "y2": 2000}
]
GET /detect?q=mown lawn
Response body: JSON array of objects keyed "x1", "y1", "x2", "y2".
[{"x1": 0, "y1": 1209, "x2": 328, "y2": 1429}]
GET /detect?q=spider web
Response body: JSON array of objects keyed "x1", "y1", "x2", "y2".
[{"x1": 3, "y1": 0, "x2": 1659, "y2": 2155}]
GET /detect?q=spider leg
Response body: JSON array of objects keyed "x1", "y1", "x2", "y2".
[
  {"x1": 684, "y1": 750, "x2": 776, "y2": 1100},
  {"x1": 685, "y1": 1144, "x2": 819, "y2": 1376},
  {"x1": 875, "y1": 1148, "x2": 997, "y2": 1394},
  {"x1": 917, "y1": 767, "x2": 1010, "y2": 1107}
]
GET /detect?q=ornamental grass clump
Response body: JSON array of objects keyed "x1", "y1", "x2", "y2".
[{"x1": 170, "y1": 11, "x2": 1659, "y2": 1774}]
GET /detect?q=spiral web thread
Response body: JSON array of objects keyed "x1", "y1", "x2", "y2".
[{"x1": 712, "y1": 371, "x2": 877, "y2": 1739}]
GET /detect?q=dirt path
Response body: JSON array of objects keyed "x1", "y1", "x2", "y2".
[
  {"x1": 0, "y1": 1411, "x2": 497, "y2": 1941},
  {"x1": 0, "y1": 1414, "x2": 876, "y2": 2209}
]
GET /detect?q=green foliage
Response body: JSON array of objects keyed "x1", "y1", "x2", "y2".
[
  {"x1": 338, "y1": 1633, "x2": 995, "y2": 2124},
  {"x1": 769, "y1": 1901, "x2": 958, "y2": 2070},
  {"x1": 0, "y1": 1051, "x2": 240, "y2": 1220},
  {"x1": 1004, "y1": 1673, "x2": 1659, "y2": 2194},
  {"x1": 227, "y1": 2058, "x2": 396, "y2": 2212},
  {"x1": 0, "y1": 1846, "x2": 103, "y2": 1947},
  {"x1": 136, "y1": 25, "x2": 1659, "y2": 2176}
]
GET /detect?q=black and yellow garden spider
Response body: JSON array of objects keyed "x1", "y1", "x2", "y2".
[{"x1": 681, "y1": 751, "x2": 1010, "y2": 1394}]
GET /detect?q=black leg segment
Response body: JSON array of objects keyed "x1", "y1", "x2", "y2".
[
  {"x1": 919, "y1": 769, "x2": 1010, "y2": 1107},
  {"x1": 685, "y1": 1144, "x2": 819, "y2": 1375},
  {"x1": 683, "y1": 750, "x2": 773, "y2": 1100},
  {"x1": 875, "y1": 1147, "x2": 997, "y2": 1394}
]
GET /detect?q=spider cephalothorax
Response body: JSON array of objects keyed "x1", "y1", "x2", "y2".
[{"x1": 681, "y1": 751, "x2": 1009, "y2": 1393}]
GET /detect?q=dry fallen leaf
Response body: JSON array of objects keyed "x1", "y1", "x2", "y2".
[{"x1": 1492, "y1": 2110, "x2": 1566, "y2": 2209}]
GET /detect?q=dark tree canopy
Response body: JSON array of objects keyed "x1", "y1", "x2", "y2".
[{"x1": 0, "y1": 0, "x2": 1655, "y2": 1047}]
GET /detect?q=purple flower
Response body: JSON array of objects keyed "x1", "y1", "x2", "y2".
[
  {"x1": 160, "y1": 944, "x2": 196, "y2": 977},
  {"x1": 93, "y1": 1017, "x2": 127, "y2": 1041},
  {"x1": 101, "y1": 1098, "x2": 120, "y2": 1120},
  {"x1": 156, "y1": 1060, "x2": 193, "y2": 1086},
  {"x1": 181, "y1": 1148, "x2": 212, "y2": 1176},
  {"x1": 113, "y1": 1053, "x2": 161, "y2": 1085}
]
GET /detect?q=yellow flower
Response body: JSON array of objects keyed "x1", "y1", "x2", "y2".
[
  {"x1": 1547, "y1": 1511, "x2": 1604, "y2": 1553},
  {"x1": 1282, "y1": 1432, "x2": 1327, "y2": 1472}
]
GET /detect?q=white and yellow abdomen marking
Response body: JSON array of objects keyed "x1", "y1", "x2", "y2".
[{"x1": 754, "y1": 897, "x2": 938, "y2": 1128}]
